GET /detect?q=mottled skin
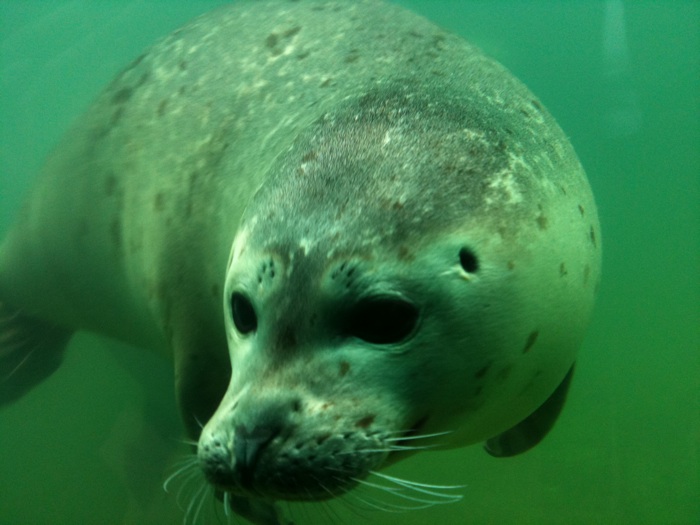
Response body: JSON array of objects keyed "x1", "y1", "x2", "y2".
[{"x1": 0, "y1": 0, "x2": 600, "y2": 522}]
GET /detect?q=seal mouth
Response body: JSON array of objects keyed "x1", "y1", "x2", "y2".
[{"x1": 199, "y1": 428, "x2": 390, "y2": 501}]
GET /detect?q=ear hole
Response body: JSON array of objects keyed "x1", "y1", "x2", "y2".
[{"x1": 459, "y1": 247, "x2": 479, "y2": 273}]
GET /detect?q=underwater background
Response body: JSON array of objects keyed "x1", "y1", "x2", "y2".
[{"x1": 0, "y1": 1, "x2": 697, "y2": 524}]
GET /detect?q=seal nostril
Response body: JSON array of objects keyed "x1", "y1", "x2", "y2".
[{"x1": 234, "y1": 423, "x2": 280, "y2": 485}]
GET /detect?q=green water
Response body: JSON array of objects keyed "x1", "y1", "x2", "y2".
[{"x1": 0, "y1": 1, "x2": 698, "y2": 524}]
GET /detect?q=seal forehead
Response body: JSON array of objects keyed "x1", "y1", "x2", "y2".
[{"x1": 240, "y1": 83, "x2": 564, "y2": 257}]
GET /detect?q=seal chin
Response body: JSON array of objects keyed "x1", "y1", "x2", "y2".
[{"x1": 198, "y1": 426, "x2": 389, "y2": 501}]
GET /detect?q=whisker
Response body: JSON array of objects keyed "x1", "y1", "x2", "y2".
[
  {"x1": 176, "y1": 469, "x2": 204, "y2": 511},
  {"x1": 223, "y1": 491, "x2": 231, "y2": 518},
  {"x1": 348, "y1": 491, "x2": 437, "y2": 512},
  {"x1": 191, "y1": 484, "x2": 210, "y2": 525},
  {"x1": 384, "y1": 430, "x2": 454, "y2": 442},
  {"x1": 163, "y1": 458, "x2": 198, "y2": 493},
  {"x1": 2, "y1": 345, "x2": 39, "y2": 382},
  {"x1": 370, "y1": 470, "x2": 465, "y2": 498},
  {"x1": 184, "y1": 482, "x2": 208, "y2": 525}
]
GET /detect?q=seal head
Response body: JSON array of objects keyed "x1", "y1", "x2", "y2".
[{"x1": 198, "y1": 85, "x2": 599, "y2": 500}]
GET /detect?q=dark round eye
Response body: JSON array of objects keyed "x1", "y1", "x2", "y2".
[
  {"x1": 459, "y1": 247, "x2": 479, "y2": 273},
  {"x1": 346, "y1": 298, "x2": 419, "y2": 345},
  {"x1": 231, "y1": 293, "x2": 257, "y2": 334}
]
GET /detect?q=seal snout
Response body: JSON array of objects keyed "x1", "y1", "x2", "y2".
[
  {"x1": 233, "y1": 422, "x2": 281, "y2": 488},
  {"x1": 198, "y1": 395, "x2": 299, "y2": 494}
]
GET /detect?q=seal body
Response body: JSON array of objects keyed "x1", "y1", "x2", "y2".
[{"x1": 0, "y1": 0, "x2": 600, "y2": 521}]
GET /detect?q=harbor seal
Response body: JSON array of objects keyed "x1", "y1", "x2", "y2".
[{"x1": 0, "y1": 1, "x2": 601, "y2": 523}]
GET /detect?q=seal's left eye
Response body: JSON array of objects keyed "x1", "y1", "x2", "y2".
[
  {"x1": 346, "y1": 298, "x2": 419, "y2": 345},
  {"x1": 231, "y1": 293, "x2": 257, "y2": 334}
]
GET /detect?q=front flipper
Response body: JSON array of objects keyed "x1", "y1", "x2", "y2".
[
  {"x1": 0, "y1": 300, "x2": 72, "y2": 407},
  {"x1": 484, "y1": 364, "x2": 575, "y2": 457}
]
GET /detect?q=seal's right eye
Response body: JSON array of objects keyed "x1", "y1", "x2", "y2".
[
  {"x1": 231, "y1": 293, "x2": 257, "y2": 334},
  {"x1": 346, "y1": 298, "x2": 419, "y2": 345}
]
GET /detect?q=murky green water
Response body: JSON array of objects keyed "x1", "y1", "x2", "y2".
[{"x1": 1, "y1": 1, "x2": 698, "y2": 524}]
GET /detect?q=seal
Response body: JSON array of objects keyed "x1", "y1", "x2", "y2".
[{"x1": 0, "y1": 1, "x2": 601, "y2": 523}]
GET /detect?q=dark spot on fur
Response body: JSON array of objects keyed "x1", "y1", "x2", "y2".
[
  {"x1": 536, "y1": 204, "x2": 548, "y2": 230},
  {"x1": 432, "y1": 33, "x2": 446, "y2": 50},
  {"x1": 584, "y1": 264, "x2": 591, "y2": 285},
  {"x1": 397, "y1": 245, "x2": 413, "y2": 261},
  {"x1": 179, "y1": 60, "x2": 187, "y2": 71},
  {"x1": 128, "y1": 234, "x2": 142, "y2": 254},
  {"x1": 590, "y1": 225, "x2": 597, "y2": 248},
  {"x1": 315, "y1": 433, "x2": 331, "y2": 445},
  {"x1": 126, "y1": 53, "x2": 146, "y2": 70},
  {"x1": 297, "y1": 50, "x2": 310, "y2": 60},
  {"x1": 522, "y1": 330, "x2": 539, "y2": 353},
  {"x1": 355, "y1": 415, "x2": 376, "y2": 429},
  {"x1": 531, "y1": 99, "x2": 542, "y2": 111},
  {"x1": 112, "y1": 87, "x2": 133, "y2": 105},
  {"x1": 320, "y1": 78, "x2": 333, "y2": 88},
  {"x1": 154, "y1": 192, "x2": 166, "y2": 211},
  {"x1": 345, "y1": 50, "x2": 360, "y2": 63},
  {"x1": 157, "y1": 99, "x2": 168, "y2": 116},
  {"x1": 475, "y1": 363, "x2": 491, "y2": 379},
  {"x1": 578, "y1": 204, "x2": 585, "y2": 217},
  {"x1": 507, "y1": 261, "x2": 516, "y2": 270},
  {"x1": 265, "y1": 27, "x2": 300, "y2": 57},
  {"x1": 277, "y1": 325, "x2": 297, "y2": 349},
  {"x1": 559, "y1": 262, "x2": 568, "y2": 277},
  {"x1": 110, "y1": 106, "x2": 124, "y2": 126},
  {"x1": 497, "y1": 365, "x2": 513, "y2": 381},
  {"x1": 135, "y1": 72, "x2": 150, "y2": 88},
  {"x1": 302, "y1": 150, "x2": 318, "y2": 163},
  {"x1": 105, "y1": 174, "x2": 117, "y2": 196},
  {"x1": 283, "y1": 26, "x2": 301, "y2": 38},
  {"x1": 339, "y1": 361, "x2": 350, "y2": 377},
  {"x1": 110, "y1": 217, "x2": 122, "y2": 251},
  {"x1": 536, "y1": 214, "x2": 548, "y2": 230}
]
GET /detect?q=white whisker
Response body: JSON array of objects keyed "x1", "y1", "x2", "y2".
[
  {"x1": 384, "y1": 430, "x2": 454, "y2": 442},
  {"x1": 2, "y1": 346, "x2": 39, "y2": 382},
  {"x1": 370, "y1": 470, "x2": 465, "y2": 495},
  {"x1": 184, "y1": 483, "x2": 208, "y2": 525},
  {"x1": 349, "y1": 491, "x2": 438, "y2": 512},
  {"x1": 223, "y1": 491, "x2": 231, "y2": 518},
  {"x1": 191, "y1": 484, "x2": 209, "y2": 525},
  {"x1": 163, "y1": 458, "x2": 198, "y2": 493}
]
